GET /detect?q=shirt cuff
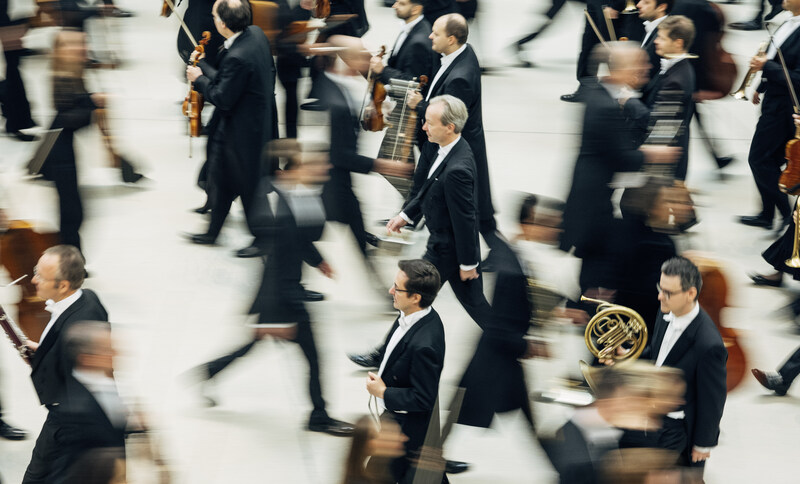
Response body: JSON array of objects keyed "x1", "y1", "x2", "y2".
[
  {"x1": 460, "y1": 263, "x2": 479, "y2": 271},
  {"x1": 692, "y1": 445, "x2": 714, "y2": 453},
  {"x1": 399, "y1": 212, "x2": 413, "y2": 224}
]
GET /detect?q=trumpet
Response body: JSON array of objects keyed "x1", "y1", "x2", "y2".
[
  {"x1": 581, "y1": 296, "x2": 648, "y2": 361},
  {"x1": 732, "y1": 41, "x2": 768, "y2": 100},
  {"x1": 621, "y1": 0, "x2": 638, "y2": 14}
]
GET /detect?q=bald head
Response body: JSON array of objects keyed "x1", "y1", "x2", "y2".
[
  {"x1": 593, "y1": 41, "x2": 650, "y2": 89},
  {"x1": 214, "y1": 0, "x2": 251, "y2": 36},
  {"x1": 430, "y1": 13, "x2": 468, "y2": 55}
]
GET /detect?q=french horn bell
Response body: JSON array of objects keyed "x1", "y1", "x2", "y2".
[{"x1": 581, "y1": 296, "x2": 648, "y2": 361}]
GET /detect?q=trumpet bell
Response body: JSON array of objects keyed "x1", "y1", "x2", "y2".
[{"x1": 622, "y1": 0, "x2": 638, "y2": 14}]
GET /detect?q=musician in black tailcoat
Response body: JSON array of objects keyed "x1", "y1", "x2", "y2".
[
  {"x1": 636, "y1": 0, "x2": 673, "y2": 100},
  {"x1": 388, "y1": 95, "x2": 492, "y2": 330},
  {"x1": 370, "y1": 0, "x2": 436, "y2": 86},
  {"x1": 23, "y1": 246, "x2": 109, "y2": 484},
  {"x1": 316, "y1": 57, "x2": 412, "y2": 259},
  {"x1": 408, "y1": 13, "x2": 501, "y2": 253},
  {"x1": 191, "y1": 154, "x2": 354, "y2": 436},
  {"x1": 637, "y1": 257, "x2": 726, "y2": 474},
  {"x1": 185, "y1": 0, "x2": 276, "y2": 257},
  {"x1": 50, "y1": 321, "x2": 127, "y2": 483},
  {"x1": 738, "y1": 0, "x2": 800, "y2": 230},
  {"x1": 561, "y1": 43, "x2": 677, "y2": 294},
  {"x1": 645, "y1": 15, "x2": 695, "y2": 181},
  {"x1": 274, "y1": 0, "x2": 311, "y2": 138},
  {"x1": 366, "y1": 259, "x2": 446, "y2": 484}
]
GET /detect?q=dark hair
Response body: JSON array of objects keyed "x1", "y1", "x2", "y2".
[
  {"x1": 661, "y1": 256, "x2": 702, "y2": 298},
  {"x1": 217, "y1": 0, "x2": 252, "y2": 33},
  {"x1": 443, "y1": 13, "x2": 468, "y2": 45},
  {"x1": 656, "y1": 0, "x2": 676, "y2": 15},
  {"x1": 63, "y1": 447, "x2": 125, "y2": 484},
  {"x1": 592, "y1": 365, "x2": 633, "y2": 400},
  {"x1": 619, "y1": 178, "x2": 671, "y2": 221},
  {"x1": 518, "y1": 193, "x2": 565, "y2": 226},
  {"x1": 398, "y1": 259, "x2": 441, "y2": 308},
  {"x1": 43, "y1": 245, "x2": 85, "y2": 290},
  {"x1": 64, "y1": 321, "x2": 112, "y2": 369},
  {"x1": 660, "y1": 15, "x2": 695, "y2": 51},
  {"x1": 409, "y1": 0, "x2": 424, "y2": 6},
  {"x1": 341, "y1": 416, "x2": 376, "y2": 484}
]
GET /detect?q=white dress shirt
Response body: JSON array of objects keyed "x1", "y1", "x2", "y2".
[
  {"x1": 223, "y1": 31, "x2": 243, "y2": 50},
  {"x1": 641, "y1": 15, "x2": 667, "y2": 47},
  {"x1": 656, "y1": 301, "x2": 699, "y2": 421},
  {"x1": 767, "y1": 15, "x2": 800, "y2": 59},
  {"x1": 39, "y1": 289, "x2": 83, "y2": 344},
  {"x1": 377, "y1": 307, "x2": 432, "y2": 410},
  {"x1": 426, "y1": 44, "x2": 467, "y2": 101},
  {"x1": 392, "y1": 15, "x2": 425, "y2": 57}
]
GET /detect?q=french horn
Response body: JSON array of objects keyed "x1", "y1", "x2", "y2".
[{"x1": 581, "y1": 296, "x2": 648, "y2": 361}]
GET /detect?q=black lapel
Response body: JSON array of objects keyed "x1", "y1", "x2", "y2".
[
  {"x1": 663, "y1": 310, "x2": 704, "y2": 366},
  {"x1": 35, "y1": 293, "x2": 86, "y2": 359},
  {"x1": 650, "y1": 312, "x2": 669, "y2": 360},
  {"x1": 383, "y1": 311, "x2": 434, "y2": 373},
  {"x1": 412, "y1": 138, "x2": 465, "y2": 200},
  {"x1": 431, "y1": 44, "x2": 471, "y2": 96},
  {"x1": 643, "y1": 27, "x2": 658, "y2": 50}
]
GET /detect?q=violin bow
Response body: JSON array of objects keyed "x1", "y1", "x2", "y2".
[
  {"x1": 766, "y1": 24, "x2": 800, "y2": 115},
  {"x1": 161, "y1": 0, "x2": 200, "y2": 49},
  {"x1": 584, "y1": 10, "x2": 610, "y2": 49}
]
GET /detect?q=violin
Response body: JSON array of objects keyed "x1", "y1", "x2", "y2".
[
  {"x1": 0, "y1": 221, "x2": 60, "y2": 343},
  {"x1": 690, "y1": 255, "x2": 748, "y2": 392},
  {"x1": 314, "y1": 0, "x2": 331, "y2": 19},
  {"x1": 361, "y1": 46, "x2": 387, "y2": 132},
  {"x1": 183, "y1": 31, "x2": 211, "y2": 138},
  {"x1": 780, "y1": 113, "x2": 800, "y2": 195},
  {"x1": 161, "y1": 0, "x2": 171, "y2": 18}
]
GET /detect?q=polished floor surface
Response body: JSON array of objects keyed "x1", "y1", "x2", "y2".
[{"x1": 1, "y1": 1, "x2": 799, "y2": 482}]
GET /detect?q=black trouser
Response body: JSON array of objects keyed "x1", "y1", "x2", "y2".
[
  {"x1": 516, "y1": 0, "x2": 568, "y2": 46},
  {"x1": 747, "y1": 103, "x2": 794, "y2": 222},
  {"x1": 41, "y1": 129, "x2": 83, "y2": 251},
  {"x1": 659, "y1": 417, "x2": 705, "y2": 473},
  {"x1": 277, "y1": 54, "x2": 302, "y2": 139},
  {"x1": 322, "y1": 186, "x2": 368, "y2": 256},
  {"x1": 1, "y1": 48, "x2": 35, "y2": 133},
  {"x1": 424, "y1": 240, "x2": 492, "y2": 330},
  {"x1": 205, "y1": 137, "x2": 262, "y2": 240},
  {"x1": 203, "y1": 321, "x2": 328, "y2": 421},
  {"x1": 22, "y1": 410, "x2": 58, "y2": 483},
  {"x1": 778, "y1": 346, "x2": 800, "y2": 388}
]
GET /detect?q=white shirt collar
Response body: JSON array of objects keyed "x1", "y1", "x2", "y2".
[
  {"x1": 659, "y1": 53, "x2": 689, "y2": 74},
  {"x1": 40, "y1": 289, "x2": 83, "y2": 343},
  {"x1": 440, "y1": 43, "x2": 467, "y2": 67},
  {"x1": 437, "y1": 135, "x2": 461, "y2": 157},
  {"x1": 643, "y1": 15, "x2": 668, "y2": 36},
  {"x1": 398, "y1": 306, "x2": 431, "y2": 330},
  {"x1": 663, "y1": 301, "x2": 699, "y2": 331},
  {"x1": 73, "y1": 369, "x2": 116, "y2": 392},
  {"x1": 600, "y1": 81, "x2": 641, "y2": 100},
  {"x1": 223, "y1": 31, "x2": 243, "y2": 50},
  {"x1": 401, "y1": 15, "x2": 424, "y2": 35}
]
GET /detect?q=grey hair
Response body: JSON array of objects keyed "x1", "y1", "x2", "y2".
[
  {"x1": 428, "y1": 94, "x2": 468, "y2": 133},
  {"x1": 43, "y1": 245, "x2": 85, "y2": 289},
  {"x1": 590, "y1": 41, "x2": 645, "y2": 74}
]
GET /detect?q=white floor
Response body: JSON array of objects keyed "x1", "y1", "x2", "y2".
[{"x1": 1, "y1": 0, "x2": 799, "y2": 482}]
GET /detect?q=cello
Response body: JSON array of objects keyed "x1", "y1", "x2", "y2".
[{"x1": 688, "y1": 254, "x2": 747, "y2": 392}]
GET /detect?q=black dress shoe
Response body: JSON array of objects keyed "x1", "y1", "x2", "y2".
[
  {"x1": 111, "y1": 7, "x2": 135, "y2": 17},
  {"x1": 300, "y1": 100, "x2": 327, "y2": 111},
  {"x1": 752, "y1": 369, "x2": 789, "y2": 396},
  {"x1": 560, "y1": 91, "x2": 584, "y2": 102},
  {"x1": 10, "y1": 131, "x2": 36, "y2": 142},
  {"x1": 194, "y1": 204, "x2": 211, "y2": 214},
  {"x1": 445, "y1": 460, "x2": 471, "y2": 474},
  {"x1": 738, "y1": 215, "x2": 772, "y2": 229},
  {"x1": 715, "y1": 156, "x2": 733, "y2": 169},
  {"x1": 729, "y1": 20, "x2": 763, "y2": 30},
  {"x1": 235, "y1": 245, "x2": 265, "y2": 258},
  {"x1": 749, "y1": 273, "x2": 783, "y2": 287},
  {"x1": 365, "y1": 232, "x2": 381, "y2": 248},
  {"x1": 348, "y1": 349, "x2": 382, "y2": 368},
  {"x1": 120, "y1": 157, "x2": 144, "y2": 183},
  {"x1": 303, "y1": 289, "x2": 325, "y2": 302},
  {"x1": 184, "y1": 232, "x2": 217, "y2": 245},
  {"x1": 307, "y1": 418, "x2": 355, "y2": 436},
  {"x1": 0, "y1": 421, "x2": 28, "y2": 440}
]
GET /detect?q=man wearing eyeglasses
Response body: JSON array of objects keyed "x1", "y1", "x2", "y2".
[
  {"x1": 23, "y1": 245, "x2": 108, "y2": 484},
  {"x1": 641, "y1": 256, "x2": 726, "y2": 475},
  {"x1": 366, "y1": 259, "x2": 445, "y2": 483}
]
